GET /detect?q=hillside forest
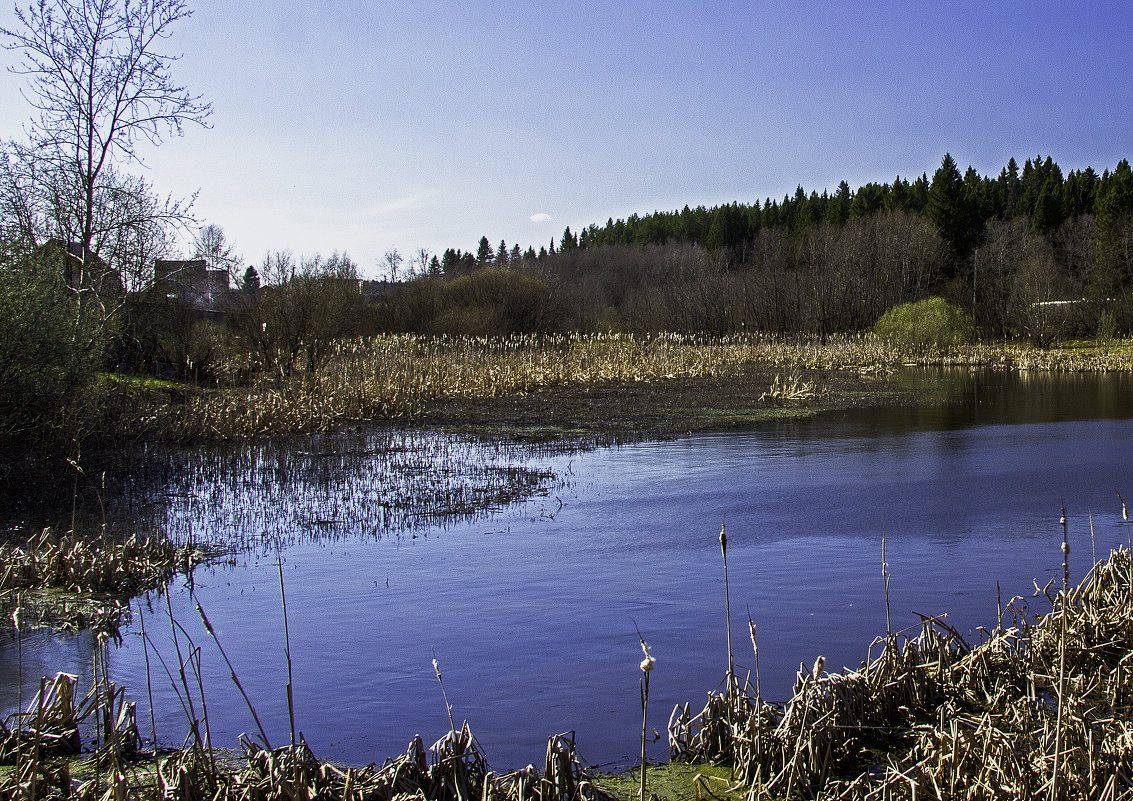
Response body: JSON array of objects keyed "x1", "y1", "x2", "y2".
[{"x1": 375, "y1": 153, "x2": 1133, "y2": 344}]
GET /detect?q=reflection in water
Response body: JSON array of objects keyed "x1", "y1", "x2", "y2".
[
  {"x1": 0, "y1": 630, "x2": 96, "y2": 721},
  {"x1": 3, "y1": 369, "x2": 1132, "y2": 771},
  {"x1": 852, "y1": 367, "x2": 1133, "y2": 432},
  {"x1": 104, "y1": 428, "x2": 565, "y2": 551}
]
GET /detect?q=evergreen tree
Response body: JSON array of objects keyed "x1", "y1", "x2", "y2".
[
  {"x1": 886, "y1": 176, "x2": 912, "y2": 213},
  {"x1": 1063, "y1": 167, "x2": 1099, "y2": 218},
  {"x1": 1032, "y1": 178, "x2": 1065, "y2": 235},
  {"x1": 476, "y1": 236, "x2": 495, "y2": 265},
  {"x1": 1092, "y1": 159, "x2": 1133, "y2": 295},
  {"x1": 925, "y1": 154, "x2": 977, "y2": 264},
  {"x1": 242, "y1": 265, "x2": 260, "y2": 292},
  {"x1": 1002, "y1": 157, "x2": 1021, "y2": 218},
  {"x1": 705, "y1": 203, "x2": 747, "y2": 254},
  {"x1": 849, "y1": 183, "x2": 886, "y2": 218},
  {"x1": 909, "y1": 174, "x2": 931, "y2": 213},
  {"x1": 825, "y1": 181, "x2": 852, "y2": 225}
]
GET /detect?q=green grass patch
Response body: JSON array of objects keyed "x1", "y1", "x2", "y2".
[
  {"x1": 594, "y1": 762, "x2": 746, "y2": 801},
  {"x1": 100, "y1": 372, "x2": 187, "y2": 392}
]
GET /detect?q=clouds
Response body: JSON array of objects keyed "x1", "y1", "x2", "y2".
[{"x1": 530, "y1": 213, "x2": 552, "y2": 223}]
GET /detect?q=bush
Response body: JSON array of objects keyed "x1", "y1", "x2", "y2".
[
  {"x1": 0, "y1": 244, "x2": 112, "y2": 488},
  {"x1": 872, "y1": 297, "x2": 973, "y2": 349}
]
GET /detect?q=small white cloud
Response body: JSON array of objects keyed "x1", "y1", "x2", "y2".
[{"x1": 530, "y1": 212, "x2": 552, "y2": 223}]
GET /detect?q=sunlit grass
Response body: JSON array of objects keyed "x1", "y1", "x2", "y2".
[{"x1": 122, "y1": 332, "x2": 1133, "y2": 441}]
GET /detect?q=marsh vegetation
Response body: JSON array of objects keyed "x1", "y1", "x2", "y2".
[{"x1": 2, "y1": 372, "x2": 1132, "y2": 801}]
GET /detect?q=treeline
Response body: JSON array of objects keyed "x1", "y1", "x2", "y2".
[{"x1": 377, "y1": 154, "x2": 1133, "y2": 342}]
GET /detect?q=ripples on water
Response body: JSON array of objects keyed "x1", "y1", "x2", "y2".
[{"x1": 3, "y1": 368, "x2": 1132, "y2": 770}]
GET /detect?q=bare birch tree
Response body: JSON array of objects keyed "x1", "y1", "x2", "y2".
[{"x1": 2, "y1": 0, "x2": 211, "y2": 282}]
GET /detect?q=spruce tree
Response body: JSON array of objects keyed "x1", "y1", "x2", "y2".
[
  {"x1": 476, "y1": 236, "x2": 494, "y2": 265},
  {"x1": 925, "y1": 154, "x2": 976, "y2": 265}
]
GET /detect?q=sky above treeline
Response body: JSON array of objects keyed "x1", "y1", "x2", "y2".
[{"x1": 1, "y1": 0, "x2": 1131, "y2": 278}]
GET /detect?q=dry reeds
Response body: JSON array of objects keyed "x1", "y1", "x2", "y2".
[
  {"x1": 670, "y1": 545, "x2": 1133, "y2": 800},
  {"x1": 0, "y1": 529, "x2": 210, "y2": 634},
  {"x1": 133, "y1": 332, "x2": 1133, "y2": 442},
  {"x1": 758, "y1": 374, "x2": 823, "y2": 404},
  {"x1": 0, "y1": 691, "x2": 614, "y2": 801}
]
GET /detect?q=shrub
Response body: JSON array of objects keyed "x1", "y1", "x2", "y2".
[
  {"x1": 0, "y1": 244, "x2": 113, "y2": 491},
  {"x1": 872, "y1": 297, "x2": 973, "y2": 349}
]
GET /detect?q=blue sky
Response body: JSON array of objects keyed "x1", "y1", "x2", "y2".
[{"x1": 1, "y1": 0, "x2": 1131, "y2": 278}]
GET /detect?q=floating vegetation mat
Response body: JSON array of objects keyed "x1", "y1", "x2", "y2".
[
  {"x1": 0, "y1": 529, "x2": 210, "y2": 635},
  {"x1": 669, "y1": 546, "x2": 1133, "y2": 799}
]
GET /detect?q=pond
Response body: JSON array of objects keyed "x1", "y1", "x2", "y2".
[{"x1": 3, "y1": 367, "x2": 1132, "y2": 771}]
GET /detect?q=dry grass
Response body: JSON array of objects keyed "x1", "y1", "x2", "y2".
[
  {"x1": 758, "y1": 374, "x2": 824, "y2": 404},
  {"x1": 669, "y1": 546, "x2": 1133, "y2": 800},
  {"x1": 0, "y1": 529, "x2": 210, "y2": 635},
  {"x1": 129, "y1": 333, "x2": 1133, "y2": 442},
  {"x1": 0, "y1": 698, "x2": 613, "y2": 801}
]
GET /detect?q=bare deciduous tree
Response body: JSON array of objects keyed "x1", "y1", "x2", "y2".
[
  {"x1": 242, "y1": 251, "x2": 365, "y2": 378},
  {"x1": 193, "y1": 223, "x2": 242, "y2": 281},
  {"x1": 2, "y1": 0, "x2": 211, "y2": 278},
  {"x1": 381, "y1": 248, "x2": 403, "y2": 282}
]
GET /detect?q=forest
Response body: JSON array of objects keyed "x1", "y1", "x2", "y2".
[{"x1": 377, "y1": 153, "x2": 1133, "y2": 344}]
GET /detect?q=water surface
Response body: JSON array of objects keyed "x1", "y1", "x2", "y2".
[{"x1": 3, "y1": 368, "x2": 1131, "y2": 770}]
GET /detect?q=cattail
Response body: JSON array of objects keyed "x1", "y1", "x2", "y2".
[
  {"x1": 635, "y1": 626, "x2": 654, "y2": 801},
  {"x1": 639, "y1": 640, "x2": 655, "y2": 674}
]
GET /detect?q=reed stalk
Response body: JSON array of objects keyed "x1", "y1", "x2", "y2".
[
  {"x1": 1061, "y1": 498, "x2": 1070, "y2": 593},
  {"x1": 1120, "y1": 491, "x2": 1131, "y2": 550},
  {"x1": 137, "y1": 600, "x2": 160, "y2": 778},
  {"x1": 279, "y1": 558, "x2": 297, "y2": 748},
  {"x1": 197, "y1": 602, "x2": 272, "y2": 749},
  {"x1": 432, "y1": 651, "x2": 456, "y2": 734},
  {"x1": 12, "y1": 601, "x2": 21, "y2": 779},
  {"x1": 882, "y1": 534, "x2": 891, "y2": 637},
  {"x1": 635, "y1": 625, "x2": 655, "y2": 801},
  {"x1": 747, "y1": 611, "x2": 763, "y2": 797},
  {"x1": 1051, "y1": 502, "x2": 1070, "y2": 801},
  {"x1": 720, "y1": 523, "x2": 735, "y2": 697}
]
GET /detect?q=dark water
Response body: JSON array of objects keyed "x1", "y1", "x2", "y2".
[{"x1": 2, "y1": 368, "x2": 1132, "y2": 770}]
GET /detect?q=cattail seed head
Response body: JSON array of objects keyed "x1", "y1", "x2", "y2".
[{"x1": 639, "y1": 639, "x2": 655, "y2": 673}]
